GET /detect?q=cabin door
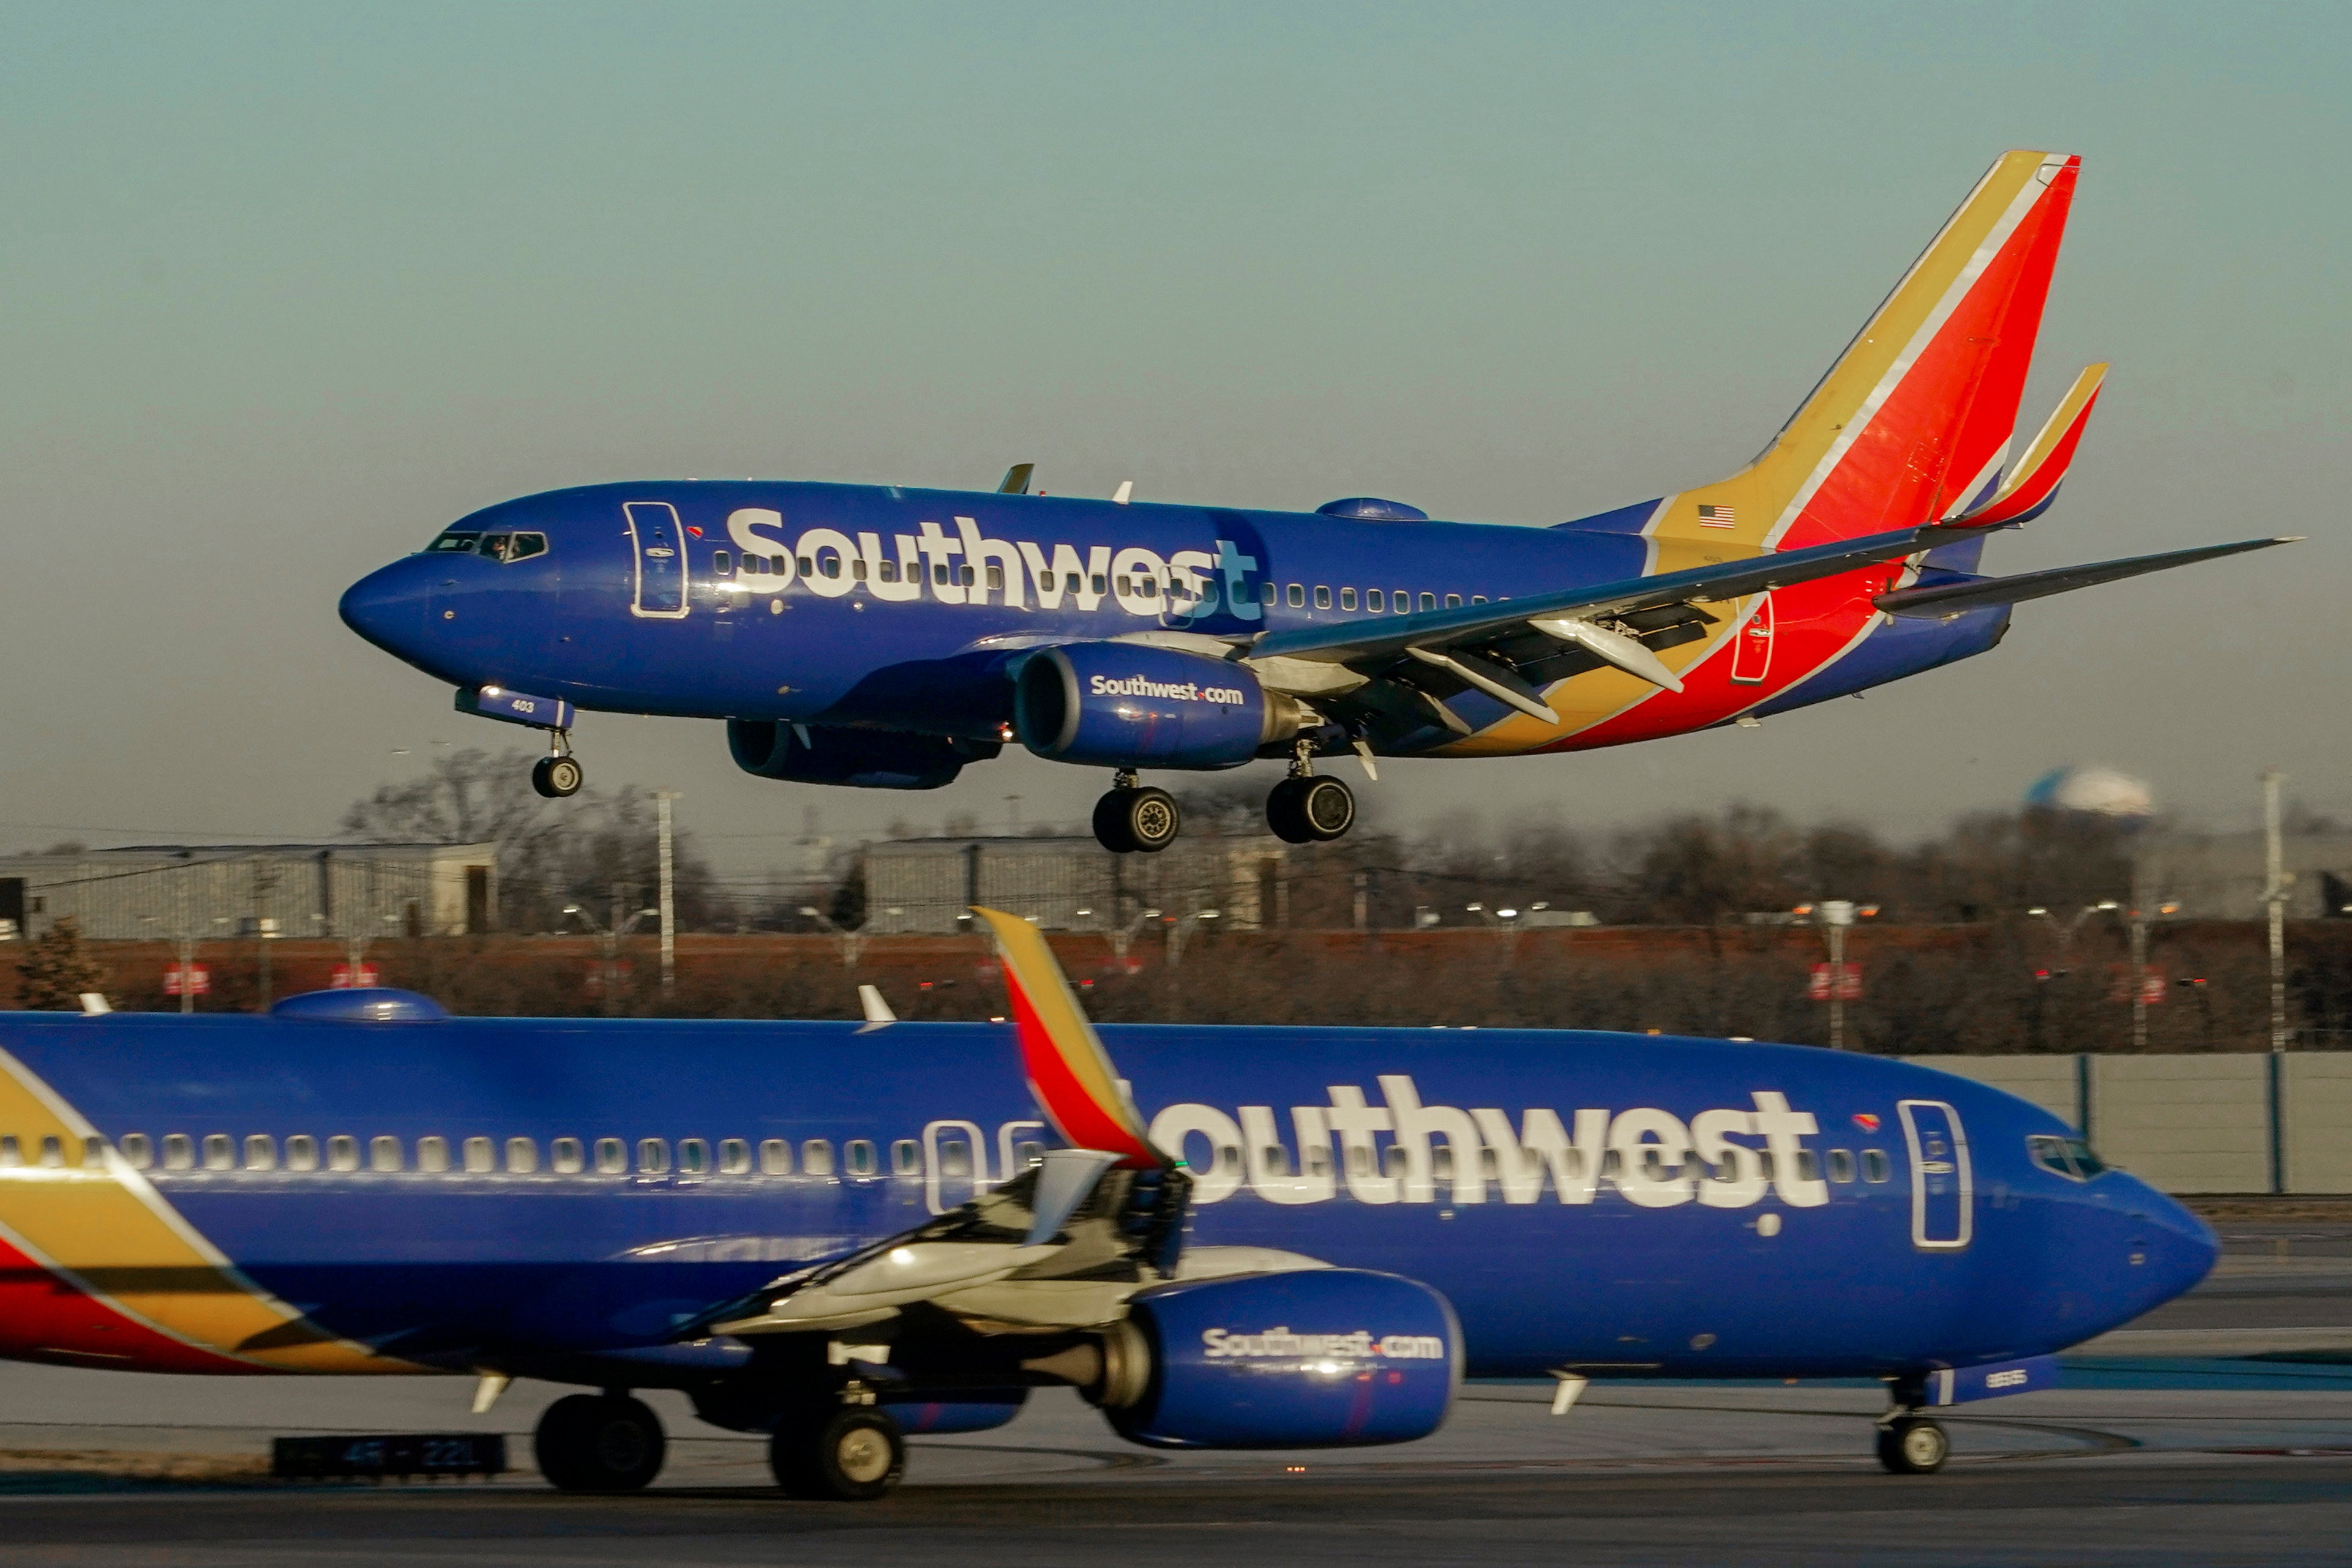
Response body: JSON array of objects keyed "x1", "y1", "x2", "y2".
[
  {"x1": 1898, "y1": 1099, "x2": 1973, "y2": 1250},
  {"x1": 624, "y1": 501, "x2": 689, "y2": 618},
  {"x1": 1729, "y1": 594, "x2": 1774, "y2": 684}
]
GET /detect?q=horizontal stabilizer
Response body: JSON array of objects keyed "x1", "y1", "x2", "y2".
[
  {"x1": 1953, "y1": 364, "x2": 2107, "y2": 528},
  {"x1": 1874, "y1": 537, "x2": 2297, "y2": 619}
]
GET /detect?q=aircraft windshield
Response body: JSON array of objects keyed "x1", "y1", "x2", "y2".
[
  {"x1": 2026, "y1": 1133, "x2": 2109, "y2": 1182},
  {"x1": 427, "y1": 530, "x2": 482, "y2": 553}
]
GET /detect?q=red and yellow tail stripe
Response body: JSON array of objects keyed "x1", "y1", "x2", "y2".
[
  {"x1": 1952, "y1": 364, "x2": 2107, "y2": 529},
  {"x1": 973, "y1": 907, "x2": 1161, "y2": 1170},
  {"x1": 0, "y1": 1047, "x2": 422, "y2": 1374}
]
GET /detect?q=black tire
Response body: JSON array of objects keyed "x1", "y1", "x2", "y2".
[
  {"x1": 1875, "y1": 1416, "x2": 1950, "y2": 1475},
  {"x1": 1092, "y1": 790, "x2": 1137, "y2": 854},
  {"x1": 1297, "y1": 775, "x2": 1355, "y2": 841},
  {"x1": 1124, "y1": 787, "x2": 1181, "y2": 853},
  {"x1": 1265, "y1": 777, "x2": 1314, "y2": 844},
  {"x1": 534, "y1": 1393, "x2": 665, "y2": 1493},
  {"x1": 769, "y1": 1406, "x2": 906, "y2": 1501},
  {"x1": 532, "y1": 755, "x2": 584, "y2": 799}
]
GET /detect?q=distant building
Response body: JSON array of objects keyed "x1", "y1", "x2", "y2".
[
  {"x1": 2135, "y1": 832, "x2": 2352, "y2": 920},
  {"x1": 0, "y1": 844, "x2": 500, "y2": 943},
  {"x1": 862, "y1": 834, "x2": 1288, "y2": 935}
]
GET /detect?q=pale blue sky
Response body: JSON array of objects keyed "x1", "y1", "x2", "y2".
[{"x1": 2, "y1": 2, "x2": 2343, "y2": 857}]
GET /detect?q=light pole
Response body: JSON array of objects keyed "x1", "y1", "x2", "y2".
[
  {"x1": 1166, "y1": 906, "x2": 1221, "y2": 970},
  {"x1": 2127, "y1": 900, "x2": 2179, "y2": 1051},
  {"x1": 798, "y1": 906, "x2": 867, "y2": 970},
  {"x1": 2263, "y1": 769, "x2": 2289, "y2": 1053},
  {"x1": 1464, "y1": 902, "x2": 1531, "y2": 956},
  {"x1": 2027, "y1": 901, "x2": 2119, "y2": 966},
  {"x1": 1077, "y1": 905, "x2": 1163, "y2": 972},
  {"x1": 656, "y1": 788, "x2": 678, "y2": 998},
  {"x1": 565, "y1": 900, "x2": 658, "y2": 1012}
]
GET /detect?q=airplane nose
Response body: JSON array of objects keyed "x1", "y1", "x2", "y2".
[{"x1": 339, "y1": 559, "x2": 431, "y2": 660}]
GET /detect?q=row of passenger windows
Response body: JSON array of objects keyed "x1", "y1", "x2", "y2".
[
  {"x1": 1196, "y1": 1141, "x2": 1893, "y2": 1184},
  {"x1": 0, "y1": 1133, "x2": 1033, "y2": 1180},
  {"x1": 708, "y1": 550, "x2": 1475, "y2": 612}
]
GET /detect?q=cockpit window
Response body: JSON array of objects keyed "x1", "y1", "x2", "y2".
[
  {"x1": 427, "y1": 531, "x2": 482, "y2": 553},
  {"x1": 506, "y1": 532, "x2": 547, "y2": 562},
  {"x1": 2028, "y1": 1133, "x2": 2108, "y2": 1182}
]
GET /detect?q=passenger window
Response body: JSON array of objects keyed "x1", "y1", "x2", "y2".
[
  {"x1": 0, "y1": 1135, "x2": 23, "y2": 1168},
  {"x1": 940, "y1": 1139, "x2": 972, "y2": 1178},
  {"x1": 1219, "y1": 1145, "x2": 1242, "y2": 1176},
  {"x1": 880, "y1": 561, "x2": 899, "y2": 583},
  {"x1": 960, "y1": 565, "x2": 975, "y2": 586},
  {"x1": 203, "y1": 1134, "x2": 235, "y2": 1171},
  {"x1": 1861, "y1": 1148, "x2": 1890, "y2": 1183},
  {"x1": 553, "y1": 1137, "x2": 585, "y2": 1174},
  {"x1": 852, "y1": 558, "x2": 869, "y2": 581},
  {"x1": 638, "y1": 1138, "x2": 670, "y2": 1175},
  {"x1": 1138, "y1": 577, "x2": 1156, "y2": 599},
  {"x1": 507, "y1": 1137, "x2": 539, "y2": 1174},
  {"x1": 328, "y1": 1135, "x2": 360, "y2": 1172},
  {"x1": 1340, "y1": 587, "x2": 1357, "y2": 610},
  {"x1": 1471, "y1": 595, "x2": 1487, "y2": 605},
  {"x1": 986, "y1": 566, "x2": 1003, "y2": 591},
  {"x1": 1314, "y1": 586, "x2": 1331, "y2": 609},
  {"x1": 244, "y1": 1135, "x2": 276, "y2": 1171},
  {"x1": 845, "y1": 1139, "x2": 878, "y2": 1178},
  {"x1": 1445, "y1": 594, "x2": 1463, "y2": 610},
  {"x1": 1260, "y1": 582, "x2": 1276, "y2": 604},
  {"x1": 1419, "y1": 592, "x2": 1436, "y2": 612},
  {"x1": 1347, "y1": 1145, "x2": 1371, "y2": 1176},
  {"x1": 891, "y1": 1139, "x2": 919, "y2": 1175},
  {"x1": 760, "y1": 1138, "x2": 793, "y2": 1175},
  {"x1": 803, "y1": 1138, "x2": 834, "y2": 1176},
  {"x1": 1367, "y1": 589, "x2": 1384, "y2": 611},
  {"x1": 1827, "y1": 1148, "x2": 1856, "y2": 1183},
  {"x1": 283, "y1": 1135, "x2": 316, "y2": 1171},
  {"x1": 798, "y1": 554, "x2": 814, "y2": 575},
  {"x1": 1062, "y1": 572, "x2": 1080, "y2": 593},
  {"x1": 1431, "y1": 1145, "x2": 1455, "y2": 1179},
  {"x1": 720, "y1": 1138, "x2": 751, "y2": 1176},
  {"x1": 1115, "y1": 576, "x2": 1131, "y2": 596},
  {"x1": 1303, "y1": 1144, "x2": 1331, "y2": 1178},
  {"x1": 1382, "y1": 1145, "x2": 1407, "y2": 1178},
  {"x1": 417, "y1": 1137, "x2": 450, "y2": 1173},
  {"x1": 463, "y1": 1137, "x2": 495, "y2": 1173},
  {"x1": 1393, "y1": 589, "x2": 1410, "y2": 613},
  {"x1": 595, "y1": 1138, "x2": 627, "y2": 1174},
  {"x1": 1092, "y1": 573, "x2": 1107, "y2": 594},
  {"x1": 370, "y1": 1136, "x2": 403, "y2": 1173},
  {"x1": 1287, "y1": 584, "x2": 1305, "y2": 607},
  {"x1": 713, "y1": 550, "x2": 732, "y2": 575},
  {"x1": 1793, "y1": 1149, "x2": 1819, "y2": 1182},
  {"x1": 507, "y1": 532, "x2": 547, "y2": 562},
  {"x1": 36, "y1": 1135, "x2": 62, "y2": 1168},
  {"x1": 83, "y1": 1135, "x2": 106, "y2": 1168},
  {"x1": 119, "y1": 1133, "x2": 152, "y2": 1169},
  {"x1": 678, "y1": 1138, "x2": 708, "y2": 1176}
]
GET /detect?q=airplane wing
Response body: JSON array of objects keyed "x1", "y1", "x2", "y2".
[
  {"x1": 1874, "y1": 537, "x2": 2296, "y2": 620},
  {"x1": 706, "y1": 907, "x2": 1209, "y2": 1341}
]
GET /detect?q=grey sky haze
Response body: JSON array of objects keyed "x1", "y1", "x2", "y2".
[{"x1": 2, "y1": 2, "x2": 2343, "y2": 862}]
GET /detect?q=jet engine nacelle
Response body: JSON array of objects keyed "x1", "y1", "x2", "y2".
[
  {"x1": 1014, "y1": 643, "x2": 1306, "y2": 769},
  {"x1": 1098, "y1": 1269, "x2": 1461, "y2": 1449},
  {"x1": 727, "y1": 721, "x2": 991, "y2": 791}
]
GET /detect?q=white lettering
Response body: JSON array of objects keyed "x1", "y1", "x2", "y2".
[
  {"x1": 1752, "y1": 1091, "x2": 1829, "y2": 1208},
  {"x1": 1241, "y1": 1105, "x2": 1335, "y2": 1204},
  {"x1": 915, "y1": 521, "x2": 965, "y2": 603},
  {"x1": 1470, "y1": 1107, "x2": 1609, "y2": 1203},
  {"x1": 1691, "y1": 1108, "x2": 1767, "y2": 1208},
  {"x1": 1110, "y1": 547, "x2": 1168, "y2": 617},
  {"x1": 1325, "y1": 1086, "x2": 1398, "y2": 1205},
  {"x1": 1608, "y1": 1107, "x2": 1695, "y2": 1208},
  {"x1": 1379, "y1": 1075, "x2": 1485, "y2": 1204},
  {"x1": 795, "y1": 528, "x2": 859, "y2": 599},
  {"x1": 727, "y1": 509, "x2": 796, "y2": 588},
  {"x1": 860, "y1": 532, "x2": 919, "y2": 602},
  {"x1": 1216, "y1": 539, "x2": 1262, "y2": 622},
  {"x1": 1197, "y1": 1326, "x2": 1447, "y2": 1361},
  {"x1": 954, "y1": 516, "x2": 1025, "y2": 608},
  {"x1": 1145, "y1": 1103, "x2": 1246, "y2": 1203}
]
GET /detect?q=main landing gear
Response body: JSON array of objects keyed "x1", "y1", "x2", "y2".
[
  {"x1": 531, "y1": 731, "x2": 583, "y2": 799},
  {"x1": 1266, "y1": 741, "x2": 1354, "y2": 845},
  {"x1": 534, "y1": 1392, "x2": 666, "y2": 1491},
  {"x1": 1875, "y1": 1412, "x2": 1951, "y2": 1474},
  {"x1": 768, "y1": 1405, "x2": 907, "y2": 1501},
  {"x1": 1093, "y1": 771, "x2": 1182, "y2": 854}
]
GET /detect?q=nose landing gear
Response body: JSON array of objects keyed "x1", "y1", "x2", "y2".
[
  {"x1": 531, "y1": 732, "x2": 583, "y2": 799},
  {"x1": 1092, "y1": 771, "x2": 1181, "y2": 854},
  {"x1": 1266, "y1": 741, "x2": 1355, "y2": 843}
]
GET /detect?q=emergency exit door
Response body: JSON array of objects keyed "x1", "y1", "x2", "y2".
[
  {"x1": 624, "y1": 501, "x2": 689, "y2": 618},
  {"x1": 1898, "y1": 1099, "x2": 1972, "y2": 1250}
]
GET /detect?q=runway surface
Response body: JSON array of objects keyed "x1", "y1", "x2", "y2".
[{"x1": 0, "y1": 1214, "x2": 2346, "y2": 1566}]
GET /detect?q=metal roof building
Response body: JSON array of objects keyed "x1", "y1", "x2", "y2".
[
  {"x1": 863, "y1": 834, "x2": 1287, "y2": 935},
  {"x1": 0, "y1": 844, "x2": 500, "y2": 943}
]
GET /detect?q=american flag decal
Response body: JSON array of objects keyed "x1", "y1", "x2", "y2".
[{"x1": 1696, "y1": 504, "x2": 1737, "y2": 528}]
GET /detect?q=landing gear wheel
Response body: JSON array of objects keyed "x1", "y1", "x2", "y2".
[
  {"x1": 1093, "y1": 786, "x2": 1180, "y2": 854},
  {"x1": 1267, "y1": 775, "x2": 1355, "y2": 843},
  {"x1": 531, "y1": 755, "x2": 584, "y2": 799},
  {"x1": 1876, "y1": 1415, "x2": 1950, "y2": 1474},
  {"x1": 534, "y1": 1393, "x2": 665, "y2": 1492},
  {"x1": 769, "y1": 1406, "x2": 906, "y2": 1501},
  {"x1": 1092, "y1": 790, "x2": 1137, "y2": 854}
]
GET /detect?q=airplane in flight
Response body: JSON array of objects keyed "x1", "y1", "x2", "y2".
[
  {"x1": 0, "y1": 911, "x2": 2213, "y2": 1497},
  {"x1": 340, "y1": 149, "x2": 2288, "y2": 853}
]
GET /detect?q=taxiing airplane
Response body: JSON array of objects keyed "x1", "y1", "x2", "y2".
[
  {"x1": 340, "y1": 150, "x2": 2288, "y2": 853},
  {"x1": 0, "y1": 911, "x2": 2212, "y2": 1497}
]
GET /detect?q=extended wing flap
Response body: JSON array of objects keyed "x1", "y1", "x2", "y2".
[{"x1": 1874, "y1": 537, "x2": 2296, "y2": 619}]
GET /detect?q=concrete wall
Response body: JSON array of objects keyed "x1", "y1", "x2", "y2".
[
  {"x1": 2088, "y1": 1056, "x2": 2272, "y2": 1194},
  {"x1": 2283, "y1": 1055, "x2": 2352, "y2": 1194},
  {"x1": 1905, "y1": 1056, "x2": 2081, "y2": 1129}
]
